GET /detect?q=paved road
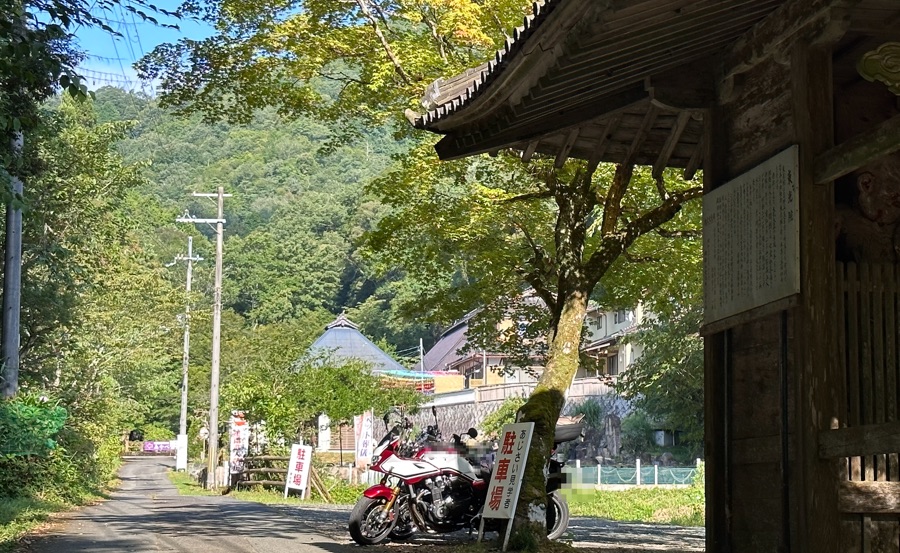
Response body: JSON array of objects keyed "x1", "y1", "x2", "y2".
[
  {"x1": 23, "y1": 457, "x2": 357, "y2": 553},
  {"x1": 22, "y1": 457, "x2": 704, "y2": 552}
]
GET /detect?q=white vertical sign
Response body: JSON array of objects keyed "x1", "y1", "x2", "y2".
[
  {"x1": 479, "y1": 422, "x2": 534, "y2": 551},
  {"x1": 354, "y1": 410, "x2": 374, "y2": 469},
  {"x1": 228, "y1": 412, "x2": 250, "y2": 474},
  {"x1": 284, "y1": 443, "x2": 313, "y2": 498},
  {"x1": 317, "y1": 413, "x2": 331, "y2": 452}
]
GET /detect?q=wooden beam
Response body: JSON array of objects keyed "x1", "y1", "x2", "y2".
[
  {"x1": 703, "y1": 105, "x2": 731, "y2": 553},
  {"x1": 623, "y1": 104, "x2": 659, "y2": 166},
  {"x1": 724, "y1": 0, "x2": 849, "y2": 79},
  {"x1": 839, "y1": 481, "x2": 900, "y2": 514},
  {"x1": 554, "y1": 127, "x2": 580, "y2": 168},
  {"x1": 791, "y1": 40, "x2": 841, "y2": 553},
  {"x1": 819, "y1": 421, "x2": 900, "y2": 458},
  {"x1": 521, "y1": 140, "x2": 539, "y2": 162},
  {"x1": 653, "y1": 111, "x2": 692, "y2": 179},
  {"x1": 814, "y1": 112, "x2": 900, "y2": 184}
]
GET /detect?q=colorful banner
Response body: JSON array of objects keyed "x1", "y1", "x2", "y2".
[
  {"x1": 142, "y1": 441, "x2": 173, "y2": 453},
  {"x1": 284, "y1": 443, "x2": 313, "y2": 498},
  {"x1": 482, "y1": 422, "x2": 534, "y2": 520},
  {"x1": 354, "y1": 410, "x2": 374, "y2": 469},
  {"x1": 229, "y1": 411, "x2": 250, "y2": 474}
]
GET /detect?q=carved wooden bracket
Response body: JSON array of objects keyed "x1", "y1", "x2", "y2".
[{"x1": 858, "y1": 42, "x2": 900, "y2": 96}]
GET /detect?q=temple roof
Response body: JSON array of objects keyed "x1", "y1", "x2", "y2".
[
  {"x1": 309, "y1": 314, "x2": 407, "y2": 373},
  {"x1": 409, "y1": 0, "x2": 892, "y2": 175}
]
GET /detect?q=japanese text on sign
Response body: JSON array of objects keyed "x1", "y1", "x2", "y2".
[
  {"x1": 482, "y1": 422, "x2": 534, "y2": 520},
  {"x1": 284, "y1": 444, "x2": 313, "y2": 498},
  {"x1": 703, "y1": 145, "x2": 800, "y2": 326}
]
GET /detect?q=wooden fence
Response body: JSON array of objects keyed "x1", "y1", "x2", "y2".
[
  {"x1": 821, "y1": 262, "x2": 900, "y2": 550},
  {"x1": 234, "y1": 455, "x2": 333, "y2": 501}
]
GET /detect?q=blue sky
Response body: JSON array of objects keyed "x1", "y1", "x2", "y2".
[{"x1": 74, "y1": 1, "x2": 213, "y2": 93}]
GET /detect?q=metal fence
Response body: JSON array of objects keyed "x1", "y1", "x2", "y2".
[{"x1": 563, "y1": 462, "x2": 700, "y2": 487}]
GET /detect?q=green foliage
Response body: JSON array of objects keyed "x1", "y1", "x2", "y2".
[
  {"x1": 479, "y1": 396, "x2": 527, "y2": 439},
  {"x1": 617, "y1": 301, "x2": 704, "y2": 453},
  {"x1": 565, "y1": 487, "x2": 704, "y2": 526},
  {"x1": 620, "y1": 411, "x2": 655, "y2": 459},
  {"x1": 222, "y1": 351, "x2": 423, "y2": 445},
  {"x1": 569, "y1": 398, "x2": 606, "y2": 431},
  {"x1": 0, "y1": 394, "x2": 66, "y2": 456},
  {"x1": 135, "y1": 0, "x2": 531, "y2": 131}
]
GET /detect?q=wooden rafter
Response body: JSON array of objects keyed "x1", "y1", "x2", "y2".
[
  {"x1": 521, "y1": 140, "x2": 540, "y2": 162},
  {"x1": 683, "y1": 132, "x2": 705, "y2": 180},
  {"x1": 813, "y1": 111, "x2": 900, "y2": 183},
  {"x1": 554, "y1": 128, "x2": 581, "y2": 167},
  {"x1": 623, "y1": 104, "x2": 659, "y2": 165},
  {"x1": 653, "y1": 111, "x2": 693, "y2": 178}
]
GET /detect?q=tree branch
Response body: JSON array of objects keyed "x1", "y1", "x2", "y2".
[
  {"x1": 354, "y1": 0, "x2": 412, "y2": 85},
  {"x1": 656, "y1": 228, "x2": 702, "y2": 238},
  {"x1": 654, "y1": 175, "x2": 668, "y2": 201},
  {"x1": 600, "y1": 163, "x2": 634, "y2": 236},
  {"x1": 585, "y1": 186, "x2": 703, "y2": 280},
  {"x1": 502, "y1": 189, "x2": 554, "y2": 203}
]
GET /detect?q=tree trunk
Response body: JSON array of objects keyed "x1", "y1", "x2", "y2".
[{"x1": 509, "y1": 288, "x2": 588, "y2": 546}]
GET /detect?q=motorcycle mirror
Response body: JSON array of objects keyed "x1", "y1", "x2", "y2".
[
  {"x1": 467, "y1": 428, "x2": 478, "y2": 439},
  {"x1": 431, "y1": 406, "x2": 437, "y2": 419}
]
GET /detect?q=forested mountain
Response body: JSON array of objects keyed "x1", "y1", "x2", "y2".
[{"x1": 90, "y1": 86, "x2": 436, "y2": 351}]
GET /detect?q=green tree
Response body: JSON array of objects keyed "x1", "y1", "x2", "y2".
[
  {"x1": 617, "y1": 300, "x2": 704, "y2": 453},
  {"x1": 365, "y1": 143, "x2": 703, "y2": 536}
]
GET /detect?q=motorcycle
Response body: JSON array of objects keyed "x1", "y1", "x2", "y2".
[{"x1": 348, "y1": 407, "x2": 583, "y2": 545}]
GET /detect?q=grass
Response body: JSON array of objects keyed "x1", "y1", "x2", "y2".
[
  {"x1": 0, "y1": 497, "x2": 67, "y2": 553},
  {"x1": 564, "y1": 486, "x2": 705, "y2": 526}
]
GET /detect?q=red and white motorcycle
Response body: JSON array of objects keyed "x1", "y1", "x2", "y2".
[{"x1": 348, "y1": 408, "x2": 579, "y2": 545}]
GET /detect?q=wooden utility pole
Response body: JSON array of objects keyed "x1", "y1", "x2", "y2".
[
  {"x1": 1, "y1": 131, "x2": 24, "y2": 399},
  {"x1": 177, "y1": 187, "x2": 230, "y2": 489},
  {"x1": 168, "y1": 236, "x2": 202, "y2": 471}
]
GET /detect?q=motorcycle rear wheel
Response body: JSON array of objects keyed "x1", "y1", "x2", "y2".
[
  {"x1": 349, "y1": 496, "x2": 396, "y2": 545},
  {"x1": 546, "y1": 490, "x2": 570, "y2": 540}
]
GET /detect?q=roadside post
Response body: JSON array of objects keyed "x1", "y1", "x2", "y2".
[{"x1": 477, "y1": 422, "x2": 534, "y2": 552}]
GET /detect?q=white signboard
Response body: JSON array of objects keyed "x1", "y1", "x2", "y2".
[
  {"x1": 228, "y1": 412, "x2": 250, "y2": 474},
  {"x1": 317, "y1": 413, "x2": 331, "y2": 452},
  {"x1": 703, "y1": 145, "x2": 800, "y2": 326},
  {"x1": 284, "y1": 443, "x2": 313, "y2": 498},
  {"x1": 354, "y1": 410, "x2": 374, "y2": 469},
  {"x1": 482, "y1": 422, "x2": 534, "y2": 520}
]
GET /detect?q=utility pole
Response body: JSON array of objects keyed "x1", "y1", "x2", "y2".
[
  {"x1": 167, "y1": 237, "x2": 203, "y2": 471},
  {"x1": 177, "y1": 187, "x2": 230, "y2": 489},
  {"x1": 1, "y1": 131, "x2": 24, "y2": 399}
]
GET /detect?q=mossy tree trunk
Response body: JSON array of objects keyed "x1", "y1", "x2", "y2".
[{"x1": 505, "y1": 164, "x2": 702, "y2": 547}]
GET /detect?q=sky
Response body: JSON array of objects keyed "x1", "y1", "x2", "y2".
[{"x1": 74, "y1": 1, "x2": 214, "y2": 93}]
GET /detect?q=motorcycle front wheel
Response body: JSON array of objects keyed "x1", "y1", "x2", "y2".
[
  {"x1": 349, "y1": 496, "x2": 397, "y2": 545},
  {"x1": 389, "y1": 496, "x2": 416, "y2": 541},
  {"x1": 546, "y1": 490, "x2": 570, "y2": 540}
]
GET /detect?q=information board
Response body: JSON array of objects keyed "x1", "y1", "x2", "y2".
[{"x1": 703, "y1": 145, "x2": 800, "y2": 326}]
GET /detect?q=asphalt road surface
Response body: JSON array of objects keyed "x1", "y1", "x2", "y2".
[{"x1": 22, "y1": 457, "x2": 704, "y2": 552}]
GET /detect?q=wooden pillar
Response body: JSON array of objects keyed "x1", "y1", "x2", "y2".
[
  {"x1": 790, "y1": 40, "x2": 841, "y2": 553},
  {"x1": 703, "y1": 106, "x2": 732, "y2": 553}
]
